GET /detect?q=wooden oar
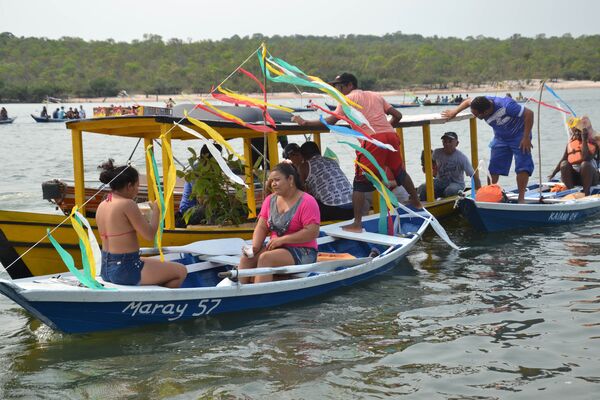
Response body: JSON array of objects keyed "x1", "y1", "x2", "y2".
[
  {"x1": 139, "y1": 237, "x2": 246, "y2": 256},
  {"x1": 219, "y1": 257, "x2": 371, "y2": 280}
]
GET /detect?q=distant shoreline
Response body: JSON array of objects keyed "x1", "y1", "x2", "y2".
[{"x1": 58, "y1": 79, "x2": 600, "y2": 104}]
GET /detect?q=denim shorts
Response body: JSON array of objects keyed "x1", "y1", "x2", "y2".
[
  {"x1": 101, "y1": 251, "x2": 144, "y2": 285},
  {"x1": 284, "y1": 247, "x2": 318, "y2": 265}
]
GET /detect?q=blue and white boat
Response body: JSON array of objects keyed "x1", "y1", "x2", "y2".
[
  {"x1": 457, "y1": 183, "x2": 600, "y2": 232},
  {"x1": 0, "y1": 209, "x2": 432, "y2": 334}
]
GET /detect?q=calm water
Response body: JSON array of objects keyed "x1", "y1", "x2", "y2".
[{"x1": 0, "y1": 90, "x2": 599, "y2": 399}]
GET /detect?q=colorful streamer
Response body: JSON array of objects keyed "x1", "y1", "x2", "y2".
[
  {"x1": 185, "y1": 111, "x2": 247, "y2": 160},
  {"x1": 544, "y1": 84, "x2": 577, "y2": 116},
  {"x1": 338, "y1": 140, "x2": 390, "y2": 184},
  {"x1": 174, "y1": 122, "x2": 248, "y2": 187},
  {"x1": 146, "y1": 144, "x2": 166, "y2": 261},
  {"x1": 526, "y1": 97, "x2": 571, "y2": 114},
  {"x1": 310, "y1": 103, "x2": 373, "y2": 139},
  {"x1": 321, "y1": 117, "x2": 395, "y2": 152},
  {"x1": 192, "y1": 101, "x2": 275, "y2": 134}
]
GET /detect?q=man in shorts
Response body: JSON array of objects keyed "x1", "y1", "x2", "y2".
[
  {"x1": 292, "y1": 72, "x2": 422, "y2": 232},
  {"x1": 442, "y1": 95, "x2": 534, "y2": 203}
]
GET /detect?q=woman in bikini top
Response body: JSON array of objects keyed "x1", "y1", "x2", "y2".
[{"x1": 96, "y1": 159, "x2": 187, "y2": 288}]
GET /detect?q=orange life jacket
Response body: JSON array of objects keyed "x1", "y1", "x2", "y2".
[
  {"x1": 475, "y1": 184, "x2": 505, "y2": 203},
  {"x1": 567, "y1": 137, "x2": 598, "y2": 165}
]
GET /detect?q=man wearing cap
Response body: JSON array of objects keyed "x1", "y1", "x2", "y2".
[
  {"x1": 418, "y1": 132, "x2": 481, "y2": 200},
  {"x1": 442, "y1": 95, "x2": 534, "y2": 203},
  {"x1": 292, "y1": 72, "x2": 421, "y2": 232},
  {"x1": 282, "y1": 143, "x2": 304, "y2": 170}
]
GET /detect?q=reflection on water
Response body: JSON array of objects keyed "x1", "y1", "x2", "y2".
[{"x1": 1, "y1": 91, "x2": 600, "y2": 398}]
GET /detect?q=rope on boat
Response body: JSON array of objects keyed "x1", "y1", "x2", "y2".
[{"x1": 536, "y1": 79, "x2": 547, "y2": 201}]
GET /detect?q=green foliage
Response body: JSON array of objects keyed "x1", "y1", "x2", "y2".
[
  {"x1": 1, "y1": 32, "x2": 600, "y2": 102},
  {"x1": 176, "y1": 148, "x2": 249, "y2": 226}
]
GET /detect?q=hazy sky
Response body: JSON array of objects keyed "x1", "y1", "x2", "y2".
[{"x1": 1, "y1": 0, "x2": 598, "y2": 42}]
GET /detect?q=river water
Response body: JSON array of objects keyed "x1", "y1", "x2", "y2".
[{"x1": 0, "y1": 89, "x2": 598, "y2": 399}]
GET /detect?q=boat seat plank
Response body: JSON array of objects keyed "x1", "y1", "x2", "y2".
[{"x1": 319, "y1": 226, "x2": 411, "y2": 247}]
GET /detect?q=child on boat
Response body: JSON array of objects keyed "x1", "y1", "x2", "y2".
[{"x1": 96, "y1": 159, "x2": 187, "y2": 288}]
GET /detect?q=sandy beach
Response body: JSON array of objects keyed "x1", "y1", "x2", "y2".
[{"x1": 67, "y1": 79, "x2": 600, "y2": 104}]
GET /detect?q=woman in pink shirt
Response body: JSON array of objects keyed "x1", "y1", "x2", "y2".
[{"x1": 238, "y1": 163, "x2": 321, "y2": 284}]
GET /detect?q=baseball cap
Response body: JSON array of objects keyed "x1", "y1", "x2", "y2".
[
  {"x1": 441, "y1": 131, "x2": 458, "y2": 140},
  {"x1": 328, "y1": 72, "x2": 357, "y2": 87}
]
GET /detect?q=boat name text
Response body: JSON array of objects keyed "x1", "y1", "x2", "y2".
[
  {"x1": 122, "y1": 299, "x2": 222, "y2": 321},
  {"x1": 548, "y1": 212, "x2": 579, "y2": 222}
]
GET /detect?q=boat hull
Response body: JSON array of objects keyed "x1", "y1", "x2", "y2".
[
  {"x1": 457, "y1": 196, "x2": 600, "y2": 232},
  {"x1": 0, "y1": 212, "x2": 428, "y2": 333},
  {"x1": 31, "y1": 114, "x2": 69, "y2": 123}
]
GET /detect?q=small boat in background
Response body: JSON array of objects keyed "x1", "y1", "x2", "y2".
[
  {"x1": 0, "y1": 117, "x2": 16, "y2": 124},
  {"x1": 457, "y1": 183, "x2": 600, "y2": 232},
  {"x1": 389, "y1": 102, "x2": 421, "y2": 108},
  {"x1": 31, "y1": 114, "x2": 70, "y2": 123}
]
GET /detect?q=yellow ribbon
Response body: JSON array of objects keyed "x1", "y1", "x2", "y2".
[
  {"x1": 69, "y1": 206, "x2": 97, "y2": 277},
  {"x1": 185, "y1": 110, "x2": 246, "y2": 162},
  {"x1": 216, "y1": 86, "x2": 294, "y2": 112},
  {"x1": 355, "y1": 161, "x2": 396, "y2": 213}
]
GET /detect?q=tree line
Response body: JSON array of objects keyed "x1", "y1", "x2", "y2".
[{"x1": 1, "y1": 31, "x2": 599, "y2": 102}]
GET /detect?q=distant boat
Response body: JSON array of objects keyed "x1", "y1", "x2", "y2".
[
  {"x1": 0, "y1": 117, "x2": 16, "y2": 124},
  {"x1": 389, "y1": 102, "x2": 421, "y2": 108},
  {"x1": 31, "y1": 114, "x2": 71, "y2": 123}
]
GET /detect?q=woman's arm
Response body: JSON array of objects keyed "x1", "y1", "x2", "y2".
[
  {"x1": 251, "y1": 217, "x2": 270, "y2": 254},
  {"x1": 266, "y1": 223, "x2": 319, "y2": 250},
  {"x1": 125, "y1": 200, "x2": 159, "y2": 241}
]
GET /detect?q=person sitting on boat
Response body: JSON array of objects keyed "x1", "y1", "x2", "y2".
[
  {"x1": 96, "y1": 159, "x2": 187, "y2": 288},
  {"x1": 442, "y1": 95, "x2": 534, "y2": 203},
  {"x1": 297, "y1": 141, "x2": 354, "y2": 221},
  {"x1": 0, "y1": 107, "x2": 7, "y2": 120},
  {"x1": 52, "y1": 108, "x2": 59, "y2": 119},
  {"x1": 40, "y1": 106, "x2": 49, "y2": 119},
  {"x1": 238, "y1": 162, "x2": 320, "y2": 284},
  {"x1": 79, "y1": 105, "x2": 86, "y2": 119},
  {"x1": 166, "y1": 98, "x2": 176, "y2": 109},
  {"x1": 292, "y1": 72, "x2": 422, "y2": 233},
  {"x1": 73, "y1": 108, "x2": 80, "y2": 119},
  {"x1": 58, "y1": 106, "x2": 65, "y2": 119},
  {"x1": 282, "y1": 142, "x2": 303, "y2": 170},
  {"x1": 175, "y1": 144, "x2": 223, "y2": 228},
  {"x1": 417, "y1": 132, "x2": 481, "y2": 200},
  {"x1": 548, "y1": 116, "x2": 599, "y2": 195}
]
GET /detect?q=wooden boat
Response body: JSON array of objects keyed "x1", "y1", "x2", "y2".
[
  {"x1": 457, "y1": 183, "x2": 600, "y2": 232},
  {"x1": 0, "y1": 117, "x2": 16, "y2": 124},
  {"x1": 31, "y1": 114, "x2": 70, "y2": 123},
  {"x1": 0, "y1": 209, "x2": 431, "y2": 333},
  {"x1": 0, "y1": 105, "x2": 477, "y2": 279},
  {"x1": 389, "y1": 102, "x2": 421, "y2": 108}
]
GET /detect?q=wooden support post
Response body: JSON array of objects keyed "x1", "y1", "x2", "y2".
[
  {"x1": 160, "y1": 125, "x2": 174, "y2": 229},
  {"x1": 71, "y1": 129, "x2": 85, "y2": 213},
  {"x1": 395, "y1": 127, "x2": 406, "y2": 168},
  {"x1": 469, "y1": 117, "x2": 479, "y2": 181},
  {"x1": 267, "y1": 131, "x2": 279, "y2": 166},
  {"x1": 313, "y1": 132, "x2": 322, "y2": 152},
  {"x1": 243, "y1": 137, "x2": 257, "y2": 219},
  {"x1": 144, "y1": 137, "x2": 155, "y2": 202},
  {"x1": 422, "y1": 124, "x2": 434, "y2": 203}
]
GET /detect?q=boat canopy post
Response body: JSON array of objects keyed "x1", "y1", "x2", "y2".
[
  {"x1": 71, "y1": 128, "x2": 85, "y2": 213},
  {"x1": 313, "y1": 132, "x2": 322, "y2": 152},
  {"x1": 422, "y1": 123, "x2": 434, "y2": 202},
  {"x1": 395, "y1": 127, "x2": 406, "y2": 167},
  {"x1": 144, "y1": 137, "x2": 155, "y2": 202},
  {"x1": 243, "y1": 137, "x2": 257, "y2": 219},
  {"x1": 469, "y1": 117, "x2": 479, "y2": 181},
  {"x1": 160, "y1": 124, "x2": 175, "y2": 229},
  {"x1": 268, "y1": 131, "x2": 280, "y2": 166}
]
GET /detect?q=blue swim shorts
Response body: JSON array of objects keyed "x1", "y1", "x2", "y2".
[
  {"x1": 101, "y1": 251, "x2": 144, "y2": 285},
  {"x1": 284, "y1": 247, "x2": 318, "y2": 265},
  {"x1": 488, "y1": 136, "x2": 534, "y2": 176}
]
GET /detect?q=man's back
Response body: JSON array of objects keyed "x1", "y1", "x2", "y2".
[{"x1": 335, "y1": 90, "x2": 394, "y2": 134}]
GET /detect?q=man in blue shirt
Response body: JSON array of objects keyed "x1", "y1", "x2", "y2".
[{"x1": 442, "y1": 96, "x2": 534, "y2": 203}]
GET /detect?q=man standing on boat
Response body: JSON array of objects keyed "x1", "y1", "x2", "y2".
[
  {"x1": 442, "y1": 96, "x2": 534, "y2": 203},
  {"x1": 292, "y1": 72, "x2": 422, "y2": 232}
]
